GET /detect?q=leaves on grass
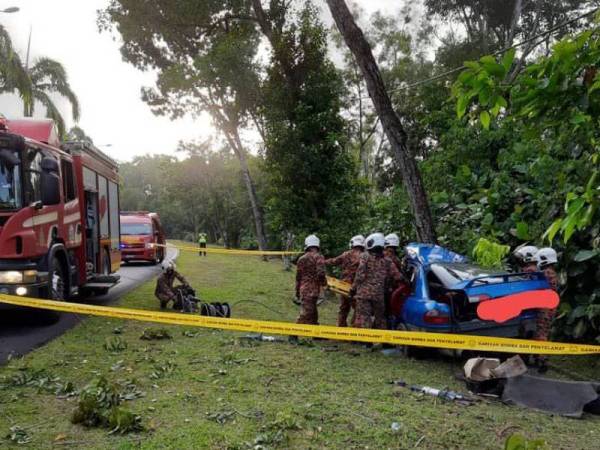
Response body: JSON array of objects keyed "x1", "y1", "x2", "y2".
[
  {"x1": 104, "y1": 337, "x2": 128, "y2": 353},
  {"x1": 140, "y1": 328, "x2": 172, "y2": 341},
  {"x1": 149, "y1": 361, "x2": 176, "y2": 379},
  {"x1": 71, "y1": 377, "x2": 144, "y2": 434},
  {"x1": 5, "y1": 425, "x2": 31, "y2": 445}
]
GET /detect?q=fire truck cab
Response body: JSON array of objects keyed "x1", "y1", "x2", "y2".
[
  {"x1": 120, "y1": 211, "x2": 165, "y2": 264},
  {"x1": 0, "y1": 118, "x2": 121, "y2": 301}
]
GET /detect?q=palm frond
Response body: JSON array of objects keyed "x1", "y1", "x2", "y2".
[
  {"x1": 33, "y1": 89, "x2": 66, "y2": 137},
  {"x1": 0, "y1": 24, "x2": 34, "y2": 110},
  {"x1": 30, "y1": 57, "x2": 80, "y2": 121}
]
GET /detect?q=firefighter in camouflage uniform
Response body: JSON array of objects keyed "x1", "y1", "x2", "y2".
[
  {"x1": 326, "y1": 235, "x2": 365, "y2": 327},
  {"x1": 155, "y1": 261, "x2": 189, "y2": 309},
  {"x1": 350, "y1": 233, "x2": 404, "y2": 329},
  {"x1": 295, "y1": 235, "x2": 327, "y2": 325},
  {"x1": 534, "y1": 247, "x2": 560, "y2": 372}
]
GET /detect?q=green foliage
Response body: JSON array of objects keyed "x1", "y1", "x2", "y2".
[
  {"x1": 139, "y1": 328, "x2": 172, "y2": 341},
  {"x1": 505, "y1": 433, "x2": 548, "y2": 450},
  {"x1": 104, "y1": 337, "x2": 128, "y2": 353},
  {"x1": 71, "y1": 377, "x2": 143, "y2": 434},
  {"x1": 262, "y1": 3, "x2": 365, "y2": 254},
  {"x1": 472, "y1": 238, "x2": 510, "y2": 268},
  {"x1": 452, "y1": 24, "x2": 600, "y2": 342}
]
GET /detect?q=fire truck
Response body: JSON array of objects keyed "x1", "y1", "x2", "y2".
[
  {"x1": 120, "y1": 211, "x2": 166, "y2": 264},
  {"x1": 0, "y1": 118, "x2": 121, "y2": 301}
]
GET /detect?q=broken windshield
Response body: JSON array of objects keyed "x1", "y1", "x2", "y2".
[{"x1": 0, "y1": 149, "x2": 22, "y2": 210}]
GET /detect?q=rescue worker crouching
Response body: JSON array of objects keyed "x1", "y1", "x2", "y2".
[
  {"x1": 325, "y1": 234, "x2": 365, "y2": 327},
  {"x1": 295, "y1": 234, "x2": 328, "y2": 326},
  {"x1": 155, "y1": 261, "x2": 189, "y2": 309},
  {"x1": 350, "y1": 233, "x2": 404, "y2": 330}
]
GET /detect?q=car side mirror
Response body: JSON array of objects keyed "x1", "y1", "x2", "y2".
[{"x1": 40, "y1": 157, "x2": 61, "y2": 206}]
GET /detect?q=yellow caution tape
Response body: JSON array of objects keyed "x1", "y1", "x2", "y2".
[
  {"x1": 153, "y1": 243, "x2": 301, "y2": 256},
  {"x1": 1, "y1": 294, "x2": 599, "y2": 355}
]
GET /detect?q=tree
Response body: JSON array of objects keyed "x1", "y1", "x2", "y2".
[
  {"x1": 0, "y1": 25, "x2": 79, "y2": 136},
  {"x1": 326, "y1": 0, "x2": 437, "y2": 243},
  {"x1": 24, "y1": 58, "x2": 80, "y2": 137},
  {"x1": 100, "y1": 0, "x2": 271, "y2": 250},
  {"x1": 0, "y1": 24, "x2": 32, "y2": 114},
  {"x1": 261, "y1": 3, "x2": 365, "y2": 253}
]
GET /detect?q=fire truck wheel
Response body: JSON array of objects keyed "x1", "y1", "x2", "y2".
[{"x1": 49, "y1": 257, "x2": 67, "y2": 301}]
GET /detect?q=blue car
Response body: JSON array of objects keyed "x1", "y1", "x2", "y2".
[{"x1": 391, "y1": 243, "x2": 550, "y2": 341}]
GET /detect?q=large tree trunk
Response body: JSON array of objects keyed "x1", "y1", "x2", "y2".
[
  {"x1": 326, "y1": 0, "x2": 437, "y2": 243},
  {"x1": 229, "y1": 127, "x2": 269, "y2": 252}
]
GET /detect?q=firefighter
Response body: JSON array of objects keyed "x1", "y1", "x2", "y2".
[
  {"x1": 513, "y1": 245, "x2": 539, "y2": 273},
  {"x1": 295, "y1": 234, "x2": 327, "y2": 326},
  {"x1": 384, "y1": 233, "x2": 410, "y2": 328},
  {"x1": 533, "y1": 247, "x2": 559, "y2": 372},
  {"x1": 155, "y1": 261, "x2": 189, "y2": 309},
  {"x1": 350, "y1": 233, "x2": 404, "y2": 330},
  {"x1": 198, "y1": 232, "x2": 207, "y2": 257},
  {"x1": 325, "y1": 235, "x2": 365, "y2": 327},
  {"x1": 384, "y1": 233, "x2": 403, "y2": 271}
]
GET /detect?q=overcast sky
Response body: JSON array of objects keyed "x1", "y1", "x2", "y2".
[{"x1": 0, "y1": 0, "x2": 402, "y2": 162}]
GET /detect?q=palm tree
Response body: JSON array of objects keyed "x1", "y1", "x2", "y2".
[
  {"x1": 0, "y1": 24, "x2": 33, "y2": 111},
  {"x1": 24, "y1": 57, "x2": 80, "y2": 137},
  {"x1": 0, "y1": 25, "x2": 79, "y2": 136}
]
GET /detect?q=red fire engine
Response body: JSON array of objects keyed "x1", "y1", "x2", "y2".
[
  {"x1": 120, "y1": 211, "x2": 166, "y2": 264},
  {"x1": 0, "y1": 118, "x2": 121, "y2": 301}
]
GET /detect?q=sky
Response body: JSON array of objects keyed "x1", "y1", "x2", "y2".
[{"x1": 0, "y1": 0, "x2": 402, "y2": 162}]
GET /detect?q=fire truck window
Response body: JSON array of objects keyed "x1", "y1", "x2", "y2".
[
  {"x1": 108, "y1": 181, "x2": 119, "y2": 250},
  {"x1": 61, "y1": 160, "x2": 76, "y2": 201},
  {"x1": 23, "y1": 147, "x2": 44, "y2": 204},
  {"x1": 0, "y1": 149, "x2": 22, "y2": 210}
]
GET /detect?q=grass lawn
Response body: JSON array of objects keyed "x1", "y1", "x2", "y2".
[{"x1": 1, "y1": 243, "x2": 599, "y2": 449}]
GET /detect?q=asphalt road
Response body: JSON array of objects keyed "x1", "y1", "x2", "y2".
[{"x1": 0, "y1": 246, "x2": 178, "y2": 364}]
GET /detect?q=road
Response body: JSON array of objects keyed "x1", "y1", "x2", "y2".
[{"x1": 0, "y1": 246, "x2": 178, "y2": 364}]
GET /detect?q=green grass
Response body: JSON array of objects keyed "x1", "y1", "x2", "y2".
[{"x1": 0, "y1": 244, "x2": 599, "y2": 449}]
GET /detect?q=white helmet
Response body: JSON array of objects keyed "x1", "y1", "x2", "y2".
[
  {"x1": 304, "y1": 234, "x2": 320, "y2": 250},
  {"x1": 513, "y1": 245, "x2": 539, "y2": 264},
  {"x1": 349, "y1": 234, "x2": 365, "y2": 249},
  {"x1": 365, "y1": 233, "x2": 385, "y2": 251},
  {"x1": 385, "y1": 233, "x2": 400, "y2": 248},
  {"x1": 536, "y1": 247, "x2": 558, "y2": 269},
  {"x1": 162, "y1": 261, "x2": 176, "y2": 272}
]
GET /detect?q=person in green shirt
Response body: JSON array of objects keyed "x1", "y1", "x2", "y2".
[{"x1": 198, "y1": 232, "x2": 207, "y2": 257}]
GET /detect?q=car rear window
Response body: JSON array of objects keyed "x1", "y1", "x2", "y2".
[{"x1": 430, "y1": 263, "x2": 505, "y2": 288}]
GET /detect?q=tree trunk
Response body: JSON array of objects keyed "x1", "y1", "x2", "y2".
[
  {"x1": 226, "y1": 127, "x2": 269, "y2": 252},
  {"x1": 326, "y1": 0, "x2": 437, "y2": 243}
]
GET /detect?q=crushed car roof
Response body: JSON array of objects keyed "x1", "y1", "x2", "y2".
[{"x1": 404, "y1": 243, "x2": 468, "y2": 265}]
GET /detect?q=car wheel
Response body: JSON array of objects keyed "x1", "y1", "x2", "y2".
[{"x1": 395, "y1": 322, "x2": 430, "y2": 359}]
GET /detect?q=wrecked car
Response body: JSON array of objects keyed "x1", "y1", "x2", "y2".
[{"x1": 390, "y1": 244, "x2": 554, "y2": 344}]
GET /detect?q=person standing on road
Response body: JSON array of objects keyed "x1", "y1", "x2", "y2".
[
  {"x1": 533, "y1": 247, "x2": 560, "y2": 372},
  {"x1": 350, "y1": 233, "x2": 404, "y2": 330},
  {"x1": 155, "y1": 261, "x2": 189, "y2": 309},
  {"x1": 198, "y1": 232, "x2": 207, "y2": 257},
  {"x1": 325, "y1": 235, "x2": 365, "y2": 327},
  {"x1": 513, "y1": 245, "x2": 539, "y2": 273},
  {"x1": 295, "y1": 235, "x2": 327, "y2": 326}
]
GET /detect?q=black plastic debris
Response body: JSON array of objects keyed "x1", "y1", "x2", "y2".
[{"x1": 502, "y1": 374, "x2": 599, "y2": 418}]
